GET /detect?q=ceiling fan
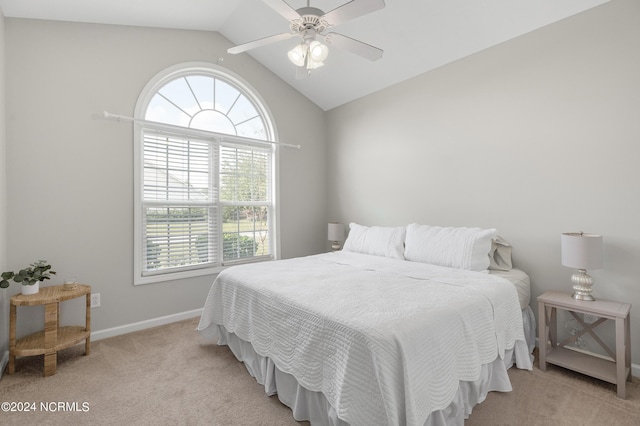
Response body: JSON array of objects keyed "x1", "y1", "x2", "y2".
[{"x1": 227, "y1": 0, "x2": 385, "y2": 78}]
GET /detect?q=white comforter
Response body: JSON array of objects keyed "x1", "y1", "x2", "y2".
[{"x1": 198, "y1": 252, "x2": 532, "y2": 426}]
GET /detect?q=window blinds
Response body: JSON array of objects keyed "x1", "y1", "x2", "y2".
[
  {"x1": 143, "y1": 132, "x2": 217, "y2": 274},
  {"x1": 142, "y1": 131, "x2": 272, "y2": 275},
  {"x1": 220, "y1": 144, "x2": 272, "y2": 263}
]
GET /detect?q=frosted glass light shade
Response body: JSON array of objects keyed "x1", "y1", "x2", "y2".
[
  {"x1": 309, "y1": 41, "x2": 329, "y2": 62},
  {"x1": 288, "y1": 41, "x2": 328, "y2": 70},
  {"x1": 287, "y1": 43, "x2": 306, "y2": 67}
]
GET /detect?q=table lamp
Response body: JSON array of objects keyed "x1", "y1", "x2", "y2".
[
  {"x1": 328, "y1": 222, "x2": 345, "y2": 251},
  {"x1": 561, "y1": 232, "x2": 603, "y2": 301}
]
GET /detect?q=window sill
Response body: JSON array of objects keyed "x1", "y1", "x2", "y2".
[
  {"x1": 135, "y1": 265, "x2": 226, "y2": 286},
  {"x1": 134, "y1": 256, "x2": 275, "y2": 286}
]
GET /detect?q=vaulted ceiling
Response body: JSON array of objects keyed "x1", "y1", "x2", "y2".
[{"x1": 0, "y1": 0, "x2": 609, "y2": 110}]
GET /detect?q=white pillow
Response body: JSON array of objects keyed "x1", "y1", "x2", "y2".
[
  {"x1": 404, "y1": 224, "x2": 496, "y2": 271},
  {"x1": 342, "y1": 223, "x2": 406, "y2": 259}
]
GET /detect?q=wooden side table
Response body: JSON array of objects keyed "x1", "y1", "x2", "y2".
[
  {"x1": 538, "y1": 290, "x2": 631, "y2": 398},
  {"x1": 8, "y1": 284, "x2": 91, "y2": 376}
]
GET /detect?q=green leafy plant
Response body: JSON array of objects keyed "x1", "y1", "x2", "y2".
[{"x1": 0, "y1": 260, "x2": 56, "y2": 288}]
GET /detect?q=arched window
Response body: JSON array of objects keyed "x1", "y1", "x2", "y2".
[{"x1": 134, "y1": 63, "x2": 277, "y2": 285}]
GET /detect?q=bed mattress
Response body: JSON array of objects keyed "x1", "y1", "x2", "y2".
[
  {"x1": 489, "y1": 268, "x2": 530, "y2": 310},
  {"x1": 198, "y1": 251, "x2": 532, "y2": 426}
]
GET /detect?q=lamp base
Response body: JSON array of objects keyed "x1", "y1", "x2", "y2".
[
  {"x1": 571, "y1": 269, "x2": 595, "y2": 301},
  {"x1": 331, "y1": 241, "x2": 341, "y2": 251}
]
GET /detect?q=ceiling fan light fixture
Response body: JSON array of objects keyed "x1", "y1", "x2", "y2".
[
  {"x1": 229, "y1": 0, "x2": 385, "y2": 74},
  {"x1": 288, "y1": 43, "x2": 307, "y2": 66},
  {"x1": 309, "y1": 40, "x2": 329, "y2": 62}
]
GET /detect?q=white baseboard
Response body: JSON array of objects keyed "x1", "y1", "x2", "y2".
[
  {"x1": 90, "y1": 308, "x2": 203, "y2": 342},
  {"x1": 0, "y1": 309, "x2": 201, "y2": 381},
  {"x1": 4, "y1": 315, "x2": 638, "y2": 381}
]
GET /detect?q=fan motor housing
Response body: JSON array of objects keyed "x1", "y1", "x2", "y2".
[{"x1": 291, "y1": 7, "x2": 328, "y2": 33}]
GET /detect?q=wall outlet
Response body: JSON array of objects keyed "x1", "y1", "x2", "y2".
[{"x1": 91, "y1": 293, "x2": 101, "y2": 308}]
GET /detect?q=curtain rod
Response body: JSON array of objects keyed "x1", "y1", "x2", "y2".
[{"x1": 102, "y1": 111, "x2": 301, "y2": 150}]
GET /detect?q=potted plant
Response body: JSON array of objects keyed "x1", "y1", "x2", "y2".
[{"x1": 0, "y1": 260, "x2": 56, "y2": 295}]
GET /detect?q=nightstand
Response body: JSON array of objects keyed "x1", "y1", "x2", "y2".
[
  {"x1": 538, "y1": 291, "x2": 631, "y2": 398},
  {"x1": 8, "y1": 284, "x2": 91, "y2": 376}
]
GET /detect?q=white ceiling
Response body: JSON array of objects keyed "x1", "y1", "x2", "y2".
[{"x1": 0, "y1": 0, "x2": 609, "y2": 110}]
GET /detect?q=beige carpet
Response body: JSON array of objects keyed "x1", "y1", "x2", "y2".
[{"x1": 1, "y1": 318, "x2": 638, "y2": 425}]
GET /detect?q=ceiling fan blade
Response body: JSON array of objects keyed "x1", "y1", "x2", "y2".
[
  {"x1": 322, "y1": 0, "x2": 385, "y2": 26},
  {"x1": 227, "y1": 33, "x2": 293, "y2": 54},
  {"x1": 324, "y1": 33, "x2": 383, "y2": 61},
  {"x1": 262, "y1": 0, "x2": 301, "y2": 21}
]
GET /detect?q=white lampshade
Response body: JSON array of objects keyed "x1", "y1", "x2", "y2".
[
  {"x1": 561, "y1": 232, "x2": 603, "y2": 270},
  {"x1": 328, "y1": 222, "x2": 345, "y2": 242}
]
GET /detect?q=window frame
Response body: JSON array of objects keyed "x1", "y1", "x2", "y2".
[{"x1": 133, "y1": 62, "x2": 280, "y2": 285}]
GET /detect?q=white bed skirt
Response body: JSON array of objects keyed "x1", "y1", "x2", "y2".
[{"x1": 208, "y1": 306, "x2": 536, "y2": 426}]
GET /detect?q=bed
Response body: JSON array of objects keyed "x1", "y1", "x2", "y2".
[{"x1": 198, "y1": 223, "x2": 534, "y2": 425}]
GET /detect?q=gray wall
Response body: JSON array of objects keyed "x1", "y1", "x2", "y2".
[
  {"x1": 327, "y1": 0, "x2": 640, "y2": 364},
  {"x1": 2, "y1": 0, "x2": 639, "y2": 374},
  {"x1": 3, "y1": 19, "x2": 326, "y2": 338}
]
